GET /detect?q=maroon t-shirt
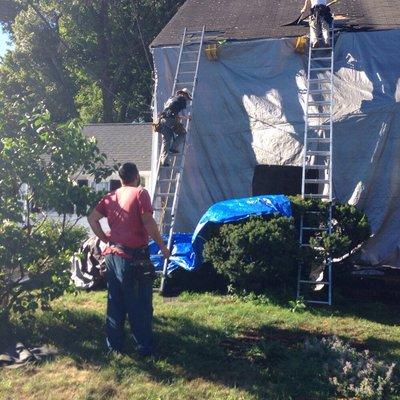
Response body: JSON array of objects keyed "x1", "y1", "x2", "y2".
[{"x1": 95, "y1": 186, "x2": 153, "y2": 250}]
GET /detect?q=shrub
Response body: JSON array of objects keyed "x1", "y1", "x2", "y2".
[
  {"x1": 0, "y1": 220, "x2": 88, "y2": 322},
  {"x1": 304, "y1": 336, "x2": 396, "y2": 399},
  {"x1": 203, "y1": 216, "x2": 299, "y2": 294},
  {"x1": 203, "y1": 198, "x2": 371, "y2": 295}
]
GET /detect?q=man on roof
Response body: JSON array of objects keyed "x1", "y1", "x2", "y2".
[
  {"x1": 156, "y1": 88, "x2": 192, "y2": 166},
  {"x1": 301, "y1": 0, "x2": 333, "y2": 48}
]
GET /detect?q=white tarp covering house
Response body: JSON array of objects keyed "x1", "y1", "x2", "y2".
[{"x1": 150, "y1": 0, "x2": 400, "y2": 267}]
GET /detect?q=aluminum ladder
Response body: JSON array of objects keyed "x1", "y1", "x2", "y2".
[
  {"x1": 152, "y1": 26, "x2": 205, "y2": 293},
  {"x1": 297, "y1": 22, "x2": 335, "y2": 305}
]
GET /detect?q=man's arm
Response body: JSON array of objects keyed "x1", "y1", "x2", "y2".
[
  {"x1": 301, "y1": 0, "x2": 310, "y2": 13},
  {"x1": 141, "y1": 212, "x2": 170, "y2": 259},
  {"x1": 87, "y1": 209, "x2": 109, "y2": 244}
]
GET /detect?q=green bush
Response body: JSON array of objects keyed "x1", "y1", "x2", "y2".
[
  {"x1": 0, "y1": 220, "x2": 88, "y2": 323},
  {"x1": 203, "y1": 216, "x2": 299, "y2": 294},
  {"x1": 203, "y1": 198, "x2": 371, "y2": 295}
]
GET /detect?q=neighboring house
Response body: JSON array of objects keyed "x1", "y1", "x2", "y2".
[
  {"x1": 43, "y1": 123, "x2": 153, "y2": 232},
  {"x1": 150, "y1": 0, "x2": 400, "y2": 267},
  {"x1": 81, "y1": 123, "x2": 153, "y2": 190}
]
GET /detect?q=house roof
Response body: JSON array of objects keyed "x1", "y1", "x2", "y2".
[
  {"x1": 82, "y1": 123, "x2": 153, "y2": 171},
  {"x1": 151, "y1": 0, "x2": 400, "y2": 47}
]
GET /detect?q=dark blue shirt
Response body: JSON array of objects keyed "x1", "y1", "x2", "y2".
[{"x1": 162, "y1": 95, "x2": 187, "y2": 118}]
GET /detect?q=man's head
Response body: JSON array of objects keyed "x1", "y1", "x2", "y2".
[
  {"x1": 176, "y1": 88, "x2": 192, "y2": 100},
  {"x1": 118, "y1": 162, "x2": 140, "y2": 186}
]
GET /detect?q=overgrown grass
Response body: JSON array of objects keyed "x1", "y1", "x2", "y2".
[{"x1": 1, "y1": 291, "x2": 400, "y2": 399}]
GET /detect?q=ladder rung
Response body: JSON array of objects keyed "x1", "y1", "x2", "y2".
[
  {"x1": 182, "y1": 50, "x2": 199, "y2": 54},
  {"x1": 302, "y1": 227, "x2": 327, "y2": 231},
  {"x1": 308, "y1": 90, "x2": 331, "y2": 94},
  {"x1": 299, "y1": 280, "x2": 330, "y2": 285},
  {"x1": 300, "y1": 244, "x2": 325, "y2": 251},
  {"x1": 304, "y1": 194, "x2": 331, "y2": 199},
  {"x1": 308, "y1": 125, "x2": 330, "y2": 130},
  {"x1": 180, "y1": 61, "x2": 197, "y2": 64},
  {"x1": 304, "y1": 165, "x2": 329, "y2": 170},
  {"x1": 308, "y1": 101, "x2": 331, "y2": 106},
  {"x1": 306, "y1": 150, "x2": 330, "y2": 156},
  {"x1": 158, "y1": 179, "x2": 177, "y2": 183},
  {"x1": 308, "y1": 113, "x2": 331, "y2": 117},
  {"x1": 311, "y1": 57, "x2": 331, "y2": 61},
  {"x1": 153, "y1": 207, "x2": 172, "y2": 211},
  {"x1": 311, "y1": 47, "x2": 333, "y2": 51},
  {"x1": 178, "y1": 71, "x2": 197, "y2": 74},
  {"x1": 305, "y1": 179, "x2": 330, "y2": 184},
  {"x1": 310, "y1": 67, "x2": 331, "y2": 72},
  {"x1": 306, "y1": 300, "x2": 331, "y2": 305},
  {"x1": 309, "y1": 79, "x2": 331, "y2": 84},
  {"x1": 307, "y1": 138, "x2": 331, "y2": 143},
  {"x1": 160, "y1": 166, "x2": 182, "y2": 171},
  {"x1": 176, "y1": 82, "x2": 194, "y2": 86},
  {"x1": 156, "y1": 193, "x2": 175, "y2": 197}
]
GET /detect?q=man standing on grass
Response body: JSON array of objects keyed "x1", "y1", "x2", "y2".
[{"x1": 88, "y1": 162, "x2": 170, "y2": 356}]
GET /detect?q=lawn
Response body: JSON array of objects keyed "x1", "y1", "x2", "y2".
[{"x1": 1, "y1": 290, "x2": 400, "y2": 400}]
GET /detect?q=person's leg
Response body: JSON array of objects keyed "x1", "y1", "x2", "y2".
[
  {"x1": 171, "y1": 124, "x2": 187, "y2": 153},
  {"x1": 105, "y1": 254, "x2": 126, "y2": 352},
  {"x1": 309, "y1": 16, "x2": 319, "y2": 48},
  {"x1": 159, "y1": 123, "x2": 174, "y2": 165},
  {"x1": 321, "y1": 18, "x2": 330, "y2": 46},
  {"x1": 122, "y1": 266, "x2": 154, "y2": 356}
]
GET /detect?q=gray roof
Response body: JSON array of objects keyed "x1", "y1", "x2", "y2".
[
  {"x1": 83, "y1": 123, "x2": 153, "y2": 171},
  {"x1": 151, "y1": 0, "x2": 400, "y2": 47}
]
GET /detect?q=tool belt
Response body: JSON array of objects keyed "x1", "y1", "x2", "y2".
[
  {"x1": 155, "y1": 116, "x2": 186, "y2": 136},
  {"x1": 311, "y1": 4, "x2": 333, "y2": 24},
  {"x1": 110, "y1": 243, "x2": 155, "y2": 279}
]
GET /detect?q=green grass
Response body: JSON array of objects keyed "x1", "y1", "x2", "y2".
[{"x1": 1, "y1": 291, "x2": 400, "y2": 400}]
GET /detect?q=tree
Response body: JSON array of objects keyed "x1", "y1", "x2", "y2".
[
  {"x1": 0, "y1": 0, "x2": 186, "y2": 123},
  {"x1": 0, "y1": 106, "x2": 114, "y2": 323}
]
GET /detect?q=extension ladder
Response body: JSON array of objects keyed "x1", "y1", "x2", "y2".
[
  {"x1": 152, "y1": 26, "x2": 205, "y2": 293},
  {"x1": 297, "y1": 22, "x2": 335, "y2": 305}
]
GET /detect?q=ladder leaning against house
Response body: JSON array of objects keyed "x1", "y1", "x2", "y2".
[
  {"x1": 297, "y1": 21, "x2": 335, "y2": 305},
  {"x1": 152, "y1": 26, "x2": 205, "y2": 293}
]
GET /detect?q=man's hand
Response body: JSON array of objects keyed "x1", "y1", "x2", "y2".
[
  {"x1": 160, "y1": 244, "x2": 171, "y2": 260},
  {"x1": 142, "y1": 212, "x2": 171, "y2": 260}
]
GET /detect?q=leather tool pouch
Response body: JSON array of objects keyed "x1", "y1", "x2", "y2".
[{"x1": 130, "y1": 247, "x2": 156, "y2": 280}]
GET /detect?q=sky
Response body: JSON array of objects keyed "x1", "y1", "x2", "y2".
[{"x1": 0, "y1": 26, "x2": 12, "y2": 57}]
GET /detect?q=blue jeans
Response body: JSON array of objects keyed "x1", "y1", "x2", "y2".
[{"x1": 105, "y1": 253, "x2": 153, "y2": 355}]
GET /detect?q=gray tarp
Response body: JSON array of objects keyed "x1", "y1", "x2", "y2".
[{"x1": 152, "y1": 29, "x2": 400, "y2": 267}]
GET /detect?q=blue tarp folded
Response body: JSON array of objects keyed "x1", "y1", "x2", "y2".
[{"x1": 150, "y1": 195, "x2": 292, "y2": 273}]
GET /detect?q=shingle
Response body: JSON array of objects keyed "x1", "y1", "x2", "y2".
[
  {"x1": 82, "y1": 123, "x2": 153, "y2": 171},
  {"x1": 151, "y1": 0, "x2": 400, "y2": 47}
]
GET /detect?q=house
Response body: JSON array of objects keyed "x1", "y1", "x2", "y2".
[
  {"x1": 150, "y1": 0, "x2": 400, "y2": 267},
  {"x1": 81, "y1": 123, "x2": 153, "y2": 190}
]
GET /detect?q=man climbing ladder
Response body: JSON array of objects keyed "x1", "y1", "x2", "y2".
[
  {"x1": 152, "y1": 26, "x2": 205, "y2": 293},
  {"x1": 301, "y1": 0, "x2": 333, "y2": 48}
]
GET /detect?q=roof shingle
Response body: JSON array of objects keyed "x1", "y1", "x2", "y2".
[
  {"x1": 82, "y1": 123, "x2": 153, "y2": 171},
  {"x1": 151, "y1": 0, "x2": 400, "y2": 47}
]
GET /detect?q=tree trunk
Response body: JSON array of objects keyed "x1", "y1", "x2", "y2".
[{"x1": 97, "y1": 0, "x2": 114, "y2": 123}]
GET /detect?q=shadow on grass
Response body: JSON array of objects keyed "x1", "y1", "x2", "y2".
[{"x1": 2, "y1": 305, "x2": 400, "y2": 399}]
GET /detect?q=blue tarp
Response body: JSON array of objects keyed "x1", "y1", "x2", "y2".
[{"x1": 150, "y1": 195, "x2": 292, "y2": 272}]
